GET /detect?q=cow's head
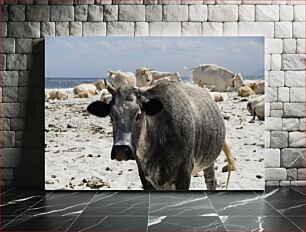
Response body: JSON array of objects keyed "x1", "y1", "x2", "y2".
[
  {"x1": 136, "y1": 68, "x2": 153, "y2": 87},
  {"x1": 87, "y1": 85, "x2": 163, "y2": 161}
]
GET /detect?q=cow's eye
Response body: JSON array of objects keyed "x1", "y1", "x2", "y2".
[{"x1": 136, "y1": 113, "x2": 141, "y2": 121}]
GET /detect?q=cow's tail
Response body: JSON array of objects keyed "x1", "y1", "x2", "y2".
[{"x1": 223, "y1": 141, "x2": 236, "y2": 190}]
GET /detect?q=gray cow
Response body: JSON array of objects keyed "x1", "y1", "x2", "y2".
[{"x1": 87, "y1": 81, "x2": 226, "y2": 190}]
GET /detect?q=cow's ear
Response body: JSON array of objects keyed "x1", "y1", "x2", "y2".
[
  {"x1": 143, "y1": 99, "x2": 163, "y2": 116},
  {"x1": 87, "y1": 101, "x2": 111, "y2": 117}
]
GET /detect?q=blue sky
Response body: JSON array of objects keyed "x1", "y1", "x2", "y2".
[{"x1": 45, "y1": 36, "x2": 264, "y2": 78}]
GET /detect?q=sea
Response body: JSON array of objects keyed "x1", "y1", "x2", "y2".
[{"x1": 45, "y1": 75, "x2": 263, "y2": 93}]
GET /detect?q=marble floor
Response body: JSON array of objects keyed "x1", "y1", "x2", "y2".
[{"x1": 1, "y1": 187, "x2": 305, "y2": 231}]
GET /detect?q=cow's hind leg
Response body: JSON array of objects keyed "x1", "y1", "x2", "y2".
[
  {"x1": 175, "y1": 165, "x2": 191, "y2": 190},
  {"x1": 203, "y1": 163, "x2": 217, "y2": 190}
]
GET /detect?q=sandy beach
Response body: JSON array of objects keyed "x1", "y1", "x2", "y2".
[{"x1": 45, "y1": 86, "x2": 265, "y2": 191}]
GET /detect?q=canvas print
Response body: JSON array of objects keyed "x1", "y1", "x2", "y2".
[{"x1": 45, "y1": 37, "x2": 265, "y2": 190}]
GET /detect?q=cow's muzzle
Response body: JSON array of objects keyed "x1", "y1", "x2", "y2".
[{"x1": 111, "y1": 145, "x2": 134, "y2": 161}]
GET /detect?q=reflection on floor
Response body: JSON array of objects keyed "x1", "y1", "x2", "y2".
[{"x1": 1, "y1": 187, "x2": 305, "y2": 231}]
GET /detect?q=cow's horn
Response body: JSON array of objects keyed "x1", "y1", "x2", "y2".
[{"x1": 104, "y1": 79, "x2": 115, "y2": 95}]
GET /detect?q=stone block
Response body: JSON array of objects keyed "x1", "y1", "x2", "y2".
[
  {"x1": 278, "y1": 87, "x2": 289, "y2": 102},
  {"x1": 265, "y1": 168, "x2": 287, "y2": 181},
  {"x1": 296, "y1": 39, "x2": 305, "y2": 54},
  {"x1": 290, "y1": 181, "x2": 306, "y2": 186},
  {"x1": 135, "y1": 22, "x2": 148, "y2": 36},
  {"x1": 279, "y1": 181, "x2": 290, "y2": 186},
  {"x1": 294, "y1": 5, "x2": 305, "y2": 21},
  {"x1": 9, "y1": 5, "x2": 25, "y2": 21},
  {"x1": 238, "y1": 22, "x2": 274, "y2": 37},
  {"x1": 299, "y1": 118, "x2": 305, "y2": 131},
  {"x1": 289, "y1": 132, "x2": 305, "y2": 147},
  {"x1": 281, "y1": 148, "x2": 305, "y2": 168},
  {"x1": 74, "y1": 0, "x2": 94, "y2": 3},
  {"x1": 2, "y1": 148, "x2": 22, "y2": 167},
  {"x1": 265, "y1": 102, "x2": 270, "y2": 117},
  {"x1": 26, "y1": 5, "x2": 50, "y2": 21},
  {"x1": 1, "y1": 38, "x2": 15, "y2": 53},
  {"x1": 1, "y1": 5, "x2": 9, "y2": 22},
  {"x1": 104, "y1": 5, "x2": 118, "y2": 21},
  {"x1": 282, "y1": 54, "x2": 305, "y2": 71},
  {"x1": 208, "y1": 5, "x2": 238, "y2": 21},
  {"x1": 16, "y1": 39, "x2": 32, "y2": 53},
  {"x1": 287, "y1": 168, "x2": 297, "y2": 180},
  {"x1": 264, "y1": 148, "x2": 280, "y2": 168},
  {"x1": 50, "y1": 6, "x2": 74, "y2": 21},
  {"x1": 1, "y1": 71, "x2": 18, "y2": 87},
  {"x1": 297, "y1": 168, "x2": 305, "y2": 180},
  {"x1": 49, "y1": 0, "x2": 74, "y2": 4},
  {"x1": 8, "y1": 22, "x2": 40, "y2": 38},
  {"x1": 280, "y1": 5, "x2": 293, "y2": 21},
  {"x1": 223, "y1": 22, "x2": 237, "y2": 35},
  {"x1": 266, "y1": 87, "x2": 277, "y2": 102},
  {"x1": 265, "y1": 39, "x2": 282, "y2": 54},
  {"x1": 283, "y1": 39, "x2": 296, "y2": 54},
  {"x1": 269, "y1": 71, "x2": 284, "y2": 87},
  {"x1": 144, "y1": 0, "x2": 158, "y2": 3},
  {"x1": 0, "y1": 54, "x2": 6, "y2": 71},
  {"x1": 239, "y1": 5, "x2": 255, "y2": 21},
  {"x1": 182, "y1": 22, "x2": 201, "y2": 36},
  {"x1": 107, "y1": 22, "x2": 134, "y2": 36},
  {"x1": 275, "y1": 22, "x2": 292, "y2": 39},
  {"x1": 265, "y1": 117, "x2": 282, "y2": 131},
  {"x1": 70, "y1": 22, "x2": 82, "y2": 36},
  {"x1": 158, "y1": 0, "x2": 181, "y2": 3},
  {"x1": 284, "y1": 103, "x2": 305, "y2": 117},
  {"x1": 182, "y1": 0, "x2": 203, "y2": 3},
  {"x1": 7, "y1": 54, "x2": 26, "y2": 71},
  {"x1": 189, "y1": 5, "x2": 207, "y2": 22},
  {"x1": 88, "y1": 5, "x2": 103, "y2": 22},
  {"x1": 74, "y1": 5, "x2": 88, "y2": 21},
  {"x1": 149, "y1": 22, "x2": 181, "y2": 36},
  {"x1": 113, "y1": 0, "x2": 143, "y2": 3},
  {"x1": 3, "y1": 103, "x2": 20, "y2": 117},
  {"x1": 270, "y1": 54, "x2": 281, "y2": 71},
  {"x1": 163, "y1": 5, "x2": 188, "y2": 22},
  {"x1": 1, "y1": 22, "x2": 8, "y2": 37},
  {"x1": 255, "y1": 5, "x2": 279, "y2": 21},
  {"x1": 284, "y1": 71, "x2": 305, "y2": 87},
  {"x1": 293, "y1": 22, "x2": 305, "y2": 38},
  {"x1": 95, "y1": 0, "x2": 112, "y2": 4},
  {"x1": 119, "y1": 5, "x2": 145, "y2": 22},
  {"x1": 3, "y1": 87, "x2": 18, "y2": 102},
  {"x1": 270, "y1": 131, "x2": 288, "y2": 148},
  {"x1": 290, "y1": 87, "x2": 304, "y2": 102},
  {"x1": 145, "y1": 5, "x2": 162, "y2": 22},
  {"x1": 283, "y1": 118, "x2": 299, "y2": 131},
  {"x1": 265, "y1": 54, "x2": 270, "y2": 71},
  {"x1": 265, "y1": 181, "x2": 280, "y2": 186},
  {"x1": 265, "y1": 131, "x2": 270, "y2": 148},
  {"x1": 83, "y1": 22, "x2": 106, "y2": 36},
  {"x1": 55, "y1": 22, "x2": 69, "y2": 36},
  {"x1": 41, "y1": 22, "x2": 55, "y2": 37},
  {"x1": 202, "y1": 22, "x2": 222, "y2": 35}
]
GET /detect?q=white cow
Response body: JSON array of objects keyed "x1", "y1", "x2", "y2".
[
  {"x1": 45, "y1": 90, "x2": 68, "y2": 100},
  {"x1": 73, "y1": 80, "x2": 105, "y2": 98},
  {"x1": 192, "y1": 64, "x2": 244, "y2": 92},
  {"x1": 136, "y1": 67, "x2": 181, "y2": 87},
  {"x1": 244, "y1": 80, "x2": 265, "y2": 94},
  {"x1": 108, "y1": 70, "x2": 136, "y2": 89}
]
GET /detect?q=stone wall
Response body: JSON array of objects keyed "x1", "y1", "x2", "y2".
[{"x1": 0, "y1": 0, "x2": 305, "y2": 188}]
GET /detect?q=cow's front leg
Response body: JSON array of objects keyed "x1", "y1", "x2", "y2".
[
  {"x1": 204, "y1": 163, "x2": 217, "y2": 190},
  {"x1": 175, "y1": 165, "x2": 191, "y2": 190},
  {"x1": 137, "y1": 167, "x2": 155, "y2": 191}
]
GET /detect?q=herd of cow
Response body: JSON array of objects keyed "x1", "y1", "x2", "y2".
[{"x1": 46, "y1": 64, "x2": 265, "y2": 190}]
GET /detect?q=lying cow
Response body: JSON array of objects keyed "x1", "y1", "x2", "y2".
[
  {"x1": 88, "y1": 81, "x2": 228, "y2": 190},
  {"x1": 73, "y1": 80, "x2": 105, "y2": 98},
  {"x1": 244, "y1": 80, "x2": 265, "y2": 94},
  {"x1": 108, "y1": 70, "x2": 136, "y2": 89},
  {"x1": 190, "y1": 64, "x2": 244, "y2": 92},
  {"x1": 238, "y1": 85, "x2": 255, "y2": 97},
  {"x1": 209, "y1": 92, "x2": 228, "y2": 102},
  {"x1": 45, "y1": 90, "x2": 68, "y2": 100},
  {"x1": 136, "y1": 67, "x2": 180, "y2": 87}
]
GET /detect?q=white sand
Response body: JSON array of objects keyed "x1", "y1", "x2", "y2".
[{"x1": 45, "y1": 89, "x2": 264, "y2": 191}]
